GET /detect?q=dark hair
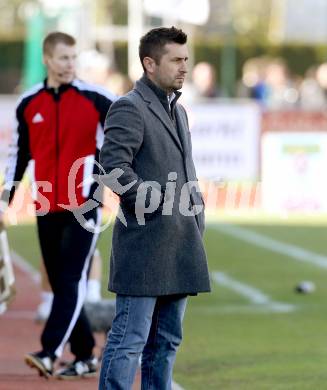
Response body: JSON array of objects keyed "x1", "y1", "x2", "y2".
[
  {"x1": 139, "y1": 26, "x2": 187, "y2": 71},
  {"x1": 43, "y1": 32, "x2": 76, "y2": 56}
]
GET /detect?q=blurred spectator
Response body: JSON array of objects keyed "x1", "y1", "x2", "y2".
[
  {"x1": 77, "y1": 49, "x2": 111, "y2": 86},
  {"x1": 237, "y1": 56, "x2": 269, "y2": 104},
  {"x1": 182, "y1": 61, "x2": 219, "y2": 103},
  {"x1": 192, "y1": 62, "x2": 219, "y2": 98},
  {"x1": 264, "y1": 58, "x2": 299, "y2": 109},
  {"x1": 105, "y1": 71, "x2": 134, "y2": 96},
  {"x1": 238, "y1": 56, "x2": 299, "y2": 109},
  {"x1": 299, "y1": 65, "x2": 326, "y2": 110},
  {"x1": 77, "y1": 49, "x2": 133, "y2": 96},
  {"x1": 316, "y1": 63, "x2": 327, "y2": 92}
]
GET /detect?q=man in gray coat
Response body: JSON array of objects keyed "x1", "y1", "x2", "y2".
[{"x1": 99, "y1": 26, "x2": 210, "y2": 389}]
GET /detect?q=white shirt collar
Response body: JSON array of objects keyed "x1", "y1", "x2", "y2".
[{"x1": 167, "y1": 92, "x2": 176, "y2": 107}]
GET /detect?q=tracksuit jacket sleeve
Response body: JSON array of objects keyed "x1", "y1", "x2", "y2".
[
  {"x1": 1, "y1": 102, "x2": 31, "y2": 205},
  {"x1": 94, "y1": 93, "x2": 116, "y2": 128},
  {"x1": 99, "y1": 97, "x2": 160, "y2": 210}
]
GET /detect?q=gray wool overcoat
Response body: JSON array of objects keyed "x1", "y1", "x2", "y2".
[{"x1": 100, "y1": 77, "x2": 211, "y2": 296}]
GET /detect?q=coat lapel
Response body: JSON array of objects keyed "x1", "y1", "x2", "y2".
[
  {"x1": 174, "y1": 107, "x2": 189, "y2": 156},
  {"x1": 135, "y1": 80, "x2": 183, "y2": 152},
  {"x1": 148, "y1": 100, "x2": 183, "y2": 152}
]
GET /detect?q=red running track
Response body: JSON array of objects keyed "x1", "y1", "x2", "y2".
[{"x1": 0, "y1": 262, "x2": 140, "y2": 390}]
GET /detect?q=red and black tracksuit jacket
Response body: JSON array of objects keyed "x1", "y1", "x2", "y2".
[{"x1": 1, "y1": 79, "x2": 116, "y2": 213}]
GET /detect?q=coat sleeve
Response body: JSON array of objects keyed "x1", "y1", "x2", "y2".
[
  {"x1": 0, "y1": 101, "x2": 31, "y2": 206},
  {"x1": 179, "y1": 104, "x2": 190, "y2": 129},
  {"x1": 99, "y1": 97, "x2": 160, "y2": 210}
]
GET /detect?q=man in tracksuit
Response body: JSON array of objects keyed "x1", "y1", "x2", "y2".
[{"x1": 0, "y1": 32, "x2": 115, "y2": 379}]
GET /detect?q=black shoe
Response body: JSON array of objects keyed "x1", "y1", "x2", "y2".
[
  {"x1": 54, "y1": 356, "x2": 98, "y2": 380},
  {"x1": 24, "y1": 351, "x2": 53, "y2": 378}
]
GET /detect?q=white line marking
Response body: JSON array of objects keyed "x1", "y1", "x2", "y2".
[
  {"x1": 193, "y1": 304, "x2": 293, "y2": 315},
  {"x1": 212, "y1": 271, "x2": 270, "y2": 304},
  {"x1": 211, "y1": 271, "x2": 295, "y2": 313},
  {"x1": 11, "y1": 250, "x2": 40, "y2": 284},
  {"x1": 212, "y1": 224, "x2": 327, "y2": 269},
  {"x1": 172, "y1": 381, "x2": 186, "y2": 390}
]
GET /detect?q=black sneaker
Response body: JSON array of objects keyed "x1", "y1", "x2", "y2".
[
  {"x1": 55, "y1": 357, "x2": 98, "y2": 380},
  {"x1": 24, "y1": 351, "x2": 53, "y2": 378}
]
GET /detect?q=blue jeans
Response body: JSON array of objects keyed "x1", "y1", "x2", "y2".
[{"x1": 99, "y1": 294, "x2": 187, "y2": 390}]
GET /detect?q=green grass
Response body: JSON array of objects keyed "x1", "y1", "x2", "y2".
[{"x1": 7, "y1": 221, "x2": 327, "y2": 389}]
